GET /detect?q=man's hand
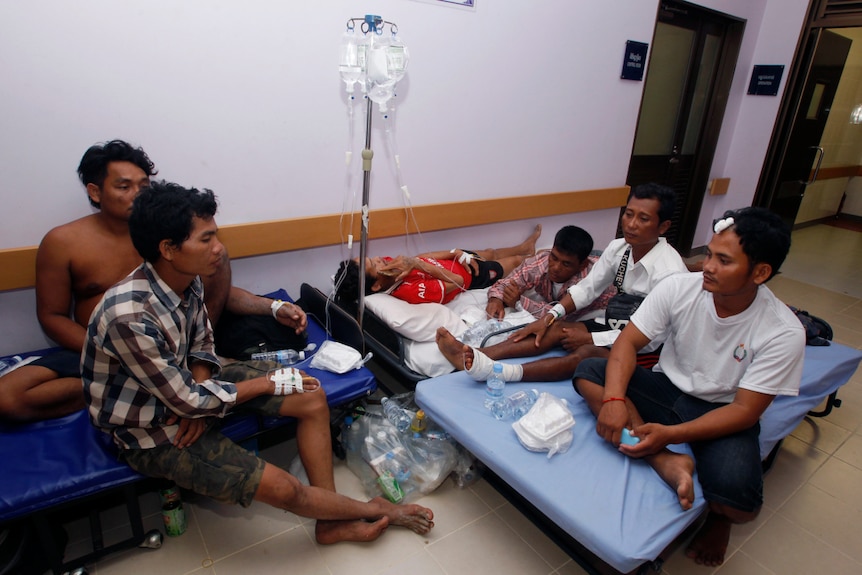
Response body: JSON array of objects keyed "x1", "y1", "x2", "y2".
[
  {"x1": 500, "y1": 283, "x2": 522, "y2": 308},
  {"x1": 485, "y1": 297, "x2": 506, "y2": 320},
  {"x1": 560, "y1": 325, "x2": 592, "y2": 351},
  {"x1": 167, "y1": 415, "x2": 208, "y2": 449},
  {"x1": 618, "y1": 422, "x2": 673, "y2": 458},
  {"x1": 595, "y1": 400, "x2": 629, "y2": 445},
  {"x1": 274, "y1": 301, "x2": 308, "y2": 334},
  {"x1": 511, "y1": 316, "x2": 553, "y2": 347}
]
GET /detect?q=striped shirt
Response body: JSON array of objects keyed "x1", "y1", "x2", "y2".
[
  {"x1": 82, "y1": 262, "x2": 237, "y2": 450},
  {"x1": 487, "y1": 251, "x2": 614, "y2": 320}
]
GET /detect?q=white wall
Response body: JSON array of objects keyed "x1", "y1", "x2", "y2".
[
  {"x1": 694, "y1": 0, "x2": 810, "y2": 246},
  {"x1": 0, "y1": 0, "x2": 813, "y2": 355}
]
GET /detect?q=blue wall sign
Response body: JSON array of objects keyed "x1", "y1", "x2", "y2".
[
  {"x1": 747, "y1": 65, "x2": 785, "y2": 96},
  {"x1": 621, "y1": 41, "x2": 648, "y2": 81}
]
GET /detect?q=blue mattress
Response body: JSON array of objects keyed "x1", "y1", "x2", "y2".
[
  {"x1": 0, "y1": 289, "x2": 376, "y2": 523},
  {"x1": 415, "y1": 342, "x2": 861, "y2": 573}
]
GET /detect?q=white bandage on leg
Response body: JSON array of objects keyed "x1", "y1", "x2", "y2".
[{"x1": 466, "y1": 349, "x2": 524, "y2": 383}]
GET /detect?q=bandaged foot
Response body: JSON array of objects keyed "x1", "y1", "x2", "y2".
[
  {"x1": 466, "y1": 349, "x2": 523, "y2": 383},
  {"x1": 268, "y1": 367, "x2": 321, "y2": 395}
]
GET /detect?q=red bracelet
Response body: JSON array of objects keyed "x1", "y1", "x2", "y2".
[{"x1": 602, "y1": 397, "x2": 626, "y2": 404}]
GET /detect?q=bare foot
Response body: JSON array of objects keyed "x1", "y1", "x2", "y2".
[
  {"x1": 685, "y1": 512, "x2": 731, "y2": 566},
  {"x1": 521, "y1": 224, "x2": 542, "y2": 256},
  {"x1": 315, "y1": 517, "x2": 390, "y2": 544},
  {"x1": 649, "y1": 451, "x2": 696, "y2": 510},
  {"x1": 371, "y1": 497, "x2": 435, "y2": 534},
  {"x1": 436, "y1": 327, "x2": 469, "y2": 371}
]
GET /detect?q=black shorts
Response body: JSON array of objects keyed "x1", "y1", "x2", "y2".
[
  {"x1": 464, "y1": 251, "x2": 505, "y2": 290},
  {"x1": 30, "y1": 349, "x2": 81, "y2": 378}
]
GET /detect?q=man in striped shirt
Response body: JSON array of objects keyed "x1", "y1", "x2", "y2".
[
  {"x1": 83, "y1": 181, "x2": 433, "y2": 544},
  {"x1": 485, "y1": 225, "x2": 614, "y2": 321}
]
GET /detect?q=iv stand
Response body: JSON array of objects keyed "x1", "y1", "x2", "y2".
[
  {"x1": 357, "y1": 96, "x2": 373, "y2": 328},
  {"x1": 348, "y1": 14, "x2": 399, "y2": 329}
]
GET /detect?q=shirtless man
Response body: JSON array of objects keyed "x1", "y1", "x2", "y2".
[{"x1": 0, "y1": 140, "x2": 306, "y2": 422}]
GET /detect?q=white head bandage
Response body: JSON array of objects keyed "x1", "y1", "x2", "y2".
[{"x1": 714, "y1": 216, "x2": 735, "y2": 234}]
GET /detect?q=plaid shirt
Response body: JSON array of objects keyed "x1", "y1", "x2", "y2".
[
  {"x1": 487, "y1": 251, "x2": 614, "y2": 320},
  {"x1": 82, "y1": 262, "x2": 237, "y2": 450}
]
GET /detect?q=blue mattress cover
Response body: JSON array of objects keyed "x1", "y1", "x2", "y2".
[
  {"x1": 0, "y1": 290, "x2": 376, "y2": 523},
  {"x1": 415, "y1": 343, "x2": 861, "y2": 573},
  {"x1": 759, "y1": 342, "x2": 862, "y2": 458}
]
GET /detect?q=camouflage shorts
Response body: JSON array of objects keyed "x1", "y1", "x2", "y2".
[{"x1": 122, "y1": 429, "x2": 266, "y2": 507}]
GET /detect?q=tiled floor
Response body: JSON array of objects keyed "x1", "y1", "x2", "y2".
[{"x1": 59, "y1": 225, "x2": 862, "y2": 575}]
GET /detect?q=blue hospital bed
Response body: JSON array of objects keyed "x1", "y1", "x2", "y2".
[
  {"x1": 0, "y1": 289, "x2": 376, "y2": 574},
  {"x1": 415, "y1": 342, "x2": 862, "y2": 574}
]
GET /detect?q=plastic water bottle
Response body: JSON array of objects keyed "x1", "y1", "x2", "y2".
[
  {"x1": 0, "y1": 355, "x2": 23, "y2": 377},
  {"x1": 251, "y1": 349, "x2": 303, "y2": 365},
  {"x1": 363, "y1": 434, "x2": 406, "y2": 503},
  {"x1": 410, "y1": 409, "x2": 427, "y2": 433},
  {"x1": 342, "y1": 416, "x2": 361, "y2": 467},
  {"x1": 491, "y1": 389, "x2": 540, "y2": 421},
  {"x1": 381, "y1": 397, "x2": 411, "y2": 432},
  {"x1": 484, "y1": 363, "x2": 506, "y2": 410}
]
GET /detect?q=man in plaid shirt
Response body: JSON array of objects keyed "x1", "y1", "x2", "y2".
[
  {"x1": 83, "y1": 181, "x2": 433, "y2": 545},
  {"x1": 485, "y1": 225, "x2": 613, "y2": 321}
]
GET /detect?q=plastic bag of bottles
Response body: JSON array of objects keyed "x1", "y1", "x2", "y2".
[
  {"x1": 460, "y1": 318, "x2": 513, "y2": 348},
  {"x1": 450, "y1": 444, "x2": 483, "y2": 488},
  {"x1": 340, "y1": 393, "x2": 459, "y2": 503}
]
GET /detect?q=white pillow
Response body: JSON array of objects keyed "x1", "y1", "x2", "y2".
[{"x1": 364, "y1": 293, "x2": 466, "y2": 342}]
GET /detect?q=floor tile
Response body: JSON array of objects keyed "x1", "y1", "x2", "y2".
[
  {"x1": 777, "y1": 483, "x2": 862, "y2": 564},
  {"x1": 807, "y1": 456, "x2": 862, "y2": 509},
  {"x1": 738, "y1": 513, "x2": 861, "y2": 575},
  {"x1": 426, "y1": 512, "x2": 554, "y2": 575},
  {"x1": 207, "y1": 525, "x2": 326, "y2": 575}
]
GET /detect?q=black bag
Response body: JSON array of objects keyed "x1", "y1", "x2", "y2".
[
  {"x1": 213, "y1": 310, "x2": 308, "y2": 360},
  {"x1": 604, "y1": 247, "x2": 644, "y2": 330},
  {"x1": 605, "y1": 292, "x2": 645, "y2": 330},
  {"x1": 788, "y1": 306, "x2": 833, "y2": 346}
]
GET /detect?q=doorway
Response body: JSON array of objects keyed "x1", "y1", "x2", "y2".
[
  {"x1": 625, "y1": 1, "x2": 744, "y2": 255},
  {"x1": 756, "y1": 1, "x2": 862, "y2": 232},
  {"x1": 757, "y1": 29, "x2": 853, "y2": 228}
]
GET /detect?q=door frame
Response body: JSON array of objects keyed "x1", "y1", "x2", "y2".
[
  {"x1": 626, "y1": 1, "x2": 745, "y2": 255},
  {"x1": 755, "y1": 0, "x2": 862, "y2": 212}
]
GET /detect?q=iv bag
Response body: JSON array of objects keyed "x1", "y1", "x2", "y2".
[
  {"x1": 338, "y1": 29, "x2": 367, "y2": 94},
  {"x1": 366, "y1": 31, "x2": 409, "y2": 113}
]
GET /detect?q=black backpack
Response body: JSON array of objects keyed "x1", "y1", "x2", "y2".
[{"x1": 788, "y1": 306, "x2": 833, "y2": 346}]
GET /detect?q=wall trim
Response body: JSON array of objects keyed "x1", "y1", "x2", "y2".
[{"x1": 0, "y1": 186, "x2": 629, "y2": 292}]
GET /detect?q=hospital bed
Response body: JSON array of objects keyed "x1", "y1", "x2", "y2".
[
  {"x1": 0, "y1": 289, "x2": 377, "y2": 575},
  {"x1": 414, "y1": 343, "x2": 862, "y2": 574}
]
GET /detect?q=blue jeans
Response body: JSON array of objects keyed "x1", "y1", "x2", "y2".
[{"x1": 574, "y1": 357, "x2": 763, "y2": 512}]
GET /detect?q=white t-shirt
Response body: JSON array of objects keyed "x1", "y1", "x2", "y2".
[
  {"x1": 566, "y1": 238, "x2": 688, "y2": 350},
  {"x1": 631, "y1": 273, "x2": 805, "y2": 403}
]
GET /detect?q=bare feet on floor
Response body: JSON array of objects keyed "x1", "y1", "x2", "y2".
[
  {"x1": 685, "y1": 511, "x2": 731, "y2": 566},
  {"x1": 650, "y1": 451, "x2": 696, "y2": 511},
  {"x1": 314, "y1": 499, "x2": 433, "y2": 545},
  {"x1": 436, "y1": 327, "x2": 471, "y2": 371},
  {"x1": 375, "y1": 497, "x2": 434, "y2": 534},
  {"x1": 315, "y1": 518, "x2": 390, "y2": 544}
]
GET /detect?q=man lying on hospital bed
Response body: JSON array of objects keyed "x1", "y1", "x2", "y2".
[{"x1": 333, "y1": 225, "x2": 541, "y2": 307}]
